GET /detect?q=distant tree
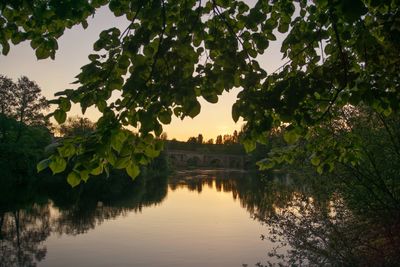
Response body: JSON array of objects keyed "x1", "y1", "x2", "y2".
[
  {"x1": 59, "y1": 116, "x2": 95, "y2": 137},
  {"x1": 215, "y1": 135, "x2": 223, "y2": 145},
  {"x1": 206, "y1": 138, "x2": 214, "y2": 144},
  {"x1": 197, "y1": 134, "x2": 203, "y2": 144},
  {"x1": 187, "y1": 136, "x2": 197, "y2": 144},
  {"x1": 0, "y1": 75, "x2": 49, "y2": 142},
  {"x1": 14, "y1": 76, "x2": 49, "y2": 127},
  {"x1": 232, "y1": 130, "x2": 238, "y2": 143},
  {"x1": 223, "y1": 134, "x2": 233, "y2": 144},
  {"x1": 0, "y1": 75, "x2": 16, "y2": 116}
]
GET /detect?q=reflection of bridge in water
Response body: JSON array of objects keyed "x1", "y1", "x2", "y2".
[{"x1": 166, "y1": 149, "x2": 246, "y2": 169}]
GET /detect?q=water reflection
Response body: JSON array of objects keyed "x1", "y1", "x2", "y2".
[
  {"x1": 169, "y1": 170, "x2": 291, "y2": 220},
  {"x1": 0, "y1": 172, "x2": 169, "y2": 267},
  {"x1": 0, "y1": 206, "x2": 50, "y2": 267},
  {"x1": 1, "y1": 169, "x2": 285, "y2": 266},
  {"x1": 49, "y1": 174, "x2": 168, "y2": 236},
  {"x1": 4, "y1": 169, "x2": 391, "y2": 266},
  {"x1": 257, "y1": 171, "x2": 400, "y2": 266}
]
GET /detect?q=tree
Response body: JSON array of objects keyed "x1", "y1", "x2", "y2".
[
  {"x1": 232, "y1": 130, "x2": 238, "y2": 143},
  {"x1": 58, "y1": 116, "x2": 96, "y2": 137},
  {"x1": 0, "y1": 75, "x2": 49, "y2": 143},
  {"x1": 187, "y1": 136, "x2": 197, "y2": 144},
  {"x1": 14, "y1": 76, "x2": 49, "y2": 127},
  {"x1": 215, "y1": 135, "x2": 223, "y2": 145},
  {"x1": 0, "y1": 75, "x2": 51, "y2": 179},
  {"x1": 2, "y1": 1, "x2": 398, "y2": 185},
  {"x1": 223, "y1": 134, "x2": 233, "y2": 144},
  {"x1": 0, "y1": 75, "x2": 16, "y2": 116},
  {"x1": 197, "y1": 134, "x2": 203, "y2": 144}
]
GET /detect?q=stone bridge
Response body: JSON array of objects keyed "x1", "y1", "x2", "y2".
[{"x1": 165, "y1": 149, "x2": 246, "y2": 169}]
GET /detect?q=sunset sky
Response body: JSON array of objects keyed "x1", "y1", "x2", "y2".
[{"x1": 0, "y1": 6, "x2": 284, "y2": 141}]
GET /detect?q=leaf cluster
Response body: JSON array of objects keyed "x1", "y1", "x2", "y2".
[{"x1": 2, "y1": 0, "x2": 399, "y2": 180}]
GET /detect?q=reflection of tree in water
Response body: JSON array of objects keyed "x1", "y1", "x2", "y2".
[
  {"x1": 260, "y1": 193, "x2": 373, "y2": 266},
  {"x1": 169, "y1": 170, "x2": 290, "y2": 219},
  {"x1": 0, "y1": 204, "x2": 51, "y2": 267},
  {"x1": 4, "y1": 168, "x2": 397, "y2": 266},
  {"x1": 257, "y1": 171, "x2": 400, "y2": 266},
  {"x1": 170, "y1": 169, "x2": 400, "y2": 265},
  {"x1": 51, "y1": 173, "x2": 168, "y2": 236},
  {"x1": 0, "y1": 172, "x2": 168, "y2": 266}
]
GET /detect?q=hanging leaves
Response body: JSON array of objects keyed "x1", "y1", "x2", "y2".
[{"x1": 0, "y1": 0, "x2": 393, "y2": 180}]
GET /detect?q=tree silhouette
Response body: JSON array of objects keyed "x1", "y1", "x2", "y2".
[
  {"x1": 0, "y1": 75, "x2": 49, "y2": 143},
  {"x1": 0, "y1": 75, "x2": 16, "y2": 117},
  {"x1": 215, "y1": 135, "x2": 223, "y2": 145},
  {"x1": 14, "y1": 77, "x2": 49, "y2": 127},
  {"x1": 196, "y1": 134, "x2": 203, "y2": 144},
  {"x1": 58, "y1": 116, "x2": 95, "y2": 137}
]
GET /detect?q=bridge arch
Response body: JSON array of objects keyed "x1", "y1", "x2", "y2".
[
  {"x1": 166, "y1": 149, "x2": 246, "y2": 169},
  {"x1": 187, "y1": 156, "x2": 202, "y2": 166}
]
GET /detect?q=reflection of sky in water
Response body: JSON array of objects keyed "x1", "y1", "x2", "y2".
[{"x1": 37, "y1": 172, "x2": 274, "y2": 267}]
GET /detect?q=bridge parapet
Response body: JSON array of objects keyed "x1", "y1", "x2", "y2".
[{"x1": 166, "y1": 149, "x2": 246, "y2": 169}]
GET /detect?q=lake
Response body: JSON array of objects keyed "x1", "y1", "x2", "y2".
[{"x1": 0, "y1": 169, "x2": 280, "y2": 267}]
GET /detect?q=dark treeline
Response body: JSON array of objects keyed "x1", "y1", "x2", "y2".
[
  {"x1": 0, "y1": 75, "x2": 52, "y2": 181},
  {"x1": 164, "y1": 130, "x2": 245, "y2": 155}
]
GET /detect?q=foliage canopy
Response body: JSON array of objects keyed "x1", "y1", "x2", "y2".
[{"x1": 1, "y1": 0, "x2": 399, "y2": 185}]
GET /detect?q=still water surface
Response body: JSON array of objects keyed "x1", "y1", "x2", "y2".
[{"x1": 1, "y1": 170, "x2": 277, "y2": 267}]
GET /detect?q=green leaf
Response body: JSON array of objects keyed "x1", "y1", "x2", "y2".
[
  {"x1": 283, "y1": 130, "x2": 300, "y2": 144},
  {"x1": 58, "y1": 143, "x2": 76, "y2": 158},
  {"x1": 37, "y1": 158, "x2": 51, "y2": 172},
  {"x1": 36, "y1": 45, "x2": 50, "y2": 60},
  {"x1": 253, "y1": 33, "x2": 269, "y2": 51},
  {"x1": 126, "y1": 163, "x2": 140, "y2": 180},
  {"x1": 60, "y1": 97, "x2": 71, "y2": 112},
  {"x1": 54, "y1": 109, "x2": 67, "y2": 124},
  {"x1": 107, "y1": 150, "x2": 117, "y2": 165},
  {"x1": 257, "y1": 158, "x2": 275, "y2": 170},
  {"x1": 311, "y1": 156, "x2": 320, "y2": 166},
  {"x1": 80, "y1": 170, "x2": 90, "y2": 182},
  {"x1": 67, "y1": 171, "x2": 81, "y2": 187},
  {"x1": 49, "y1": 156, "x2": 67, "y2": 174},
  {"x1": 2, "y1": 41, "x2": 10, "y2": 55},
  {"x1": 90, "y1": 164, "x2": 103, "y2": 175},
  {"x1": 115, "y1": 156, "x2": 131, "y2": 169},
  {"x1": 203, "y1": 94, "x2": 218, "y2": 104},
  {"x1": 158, "y1": 111, "x2": 172, "y2": 124},
  {"x1": 111, "y1": 130, "x2": 127, "y2": 152},
  {"x1": 232, "y1": 103, "x2": 240, "y2": 123},
  {"x1": 278, "y1": 22, "x2": 289, "y2": 33},
  {"x1": 188, "y1": 101, "x2": 201, "y2": 118},
  {"x1": 97, "y1": 100, "x2": 107, "y2": 112},
  {"x1": 118, "y1": 54, "x2": 130, "y2": 69},
  {"x1": 144, "y1": 146, "x2": 160, "y2": 158},
  {"x1": 82, "y1": 20, "x2": 89, "y2": 29},
  {"x1": 243, "y1": 139, "x2": 256, "y2": 152}
]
